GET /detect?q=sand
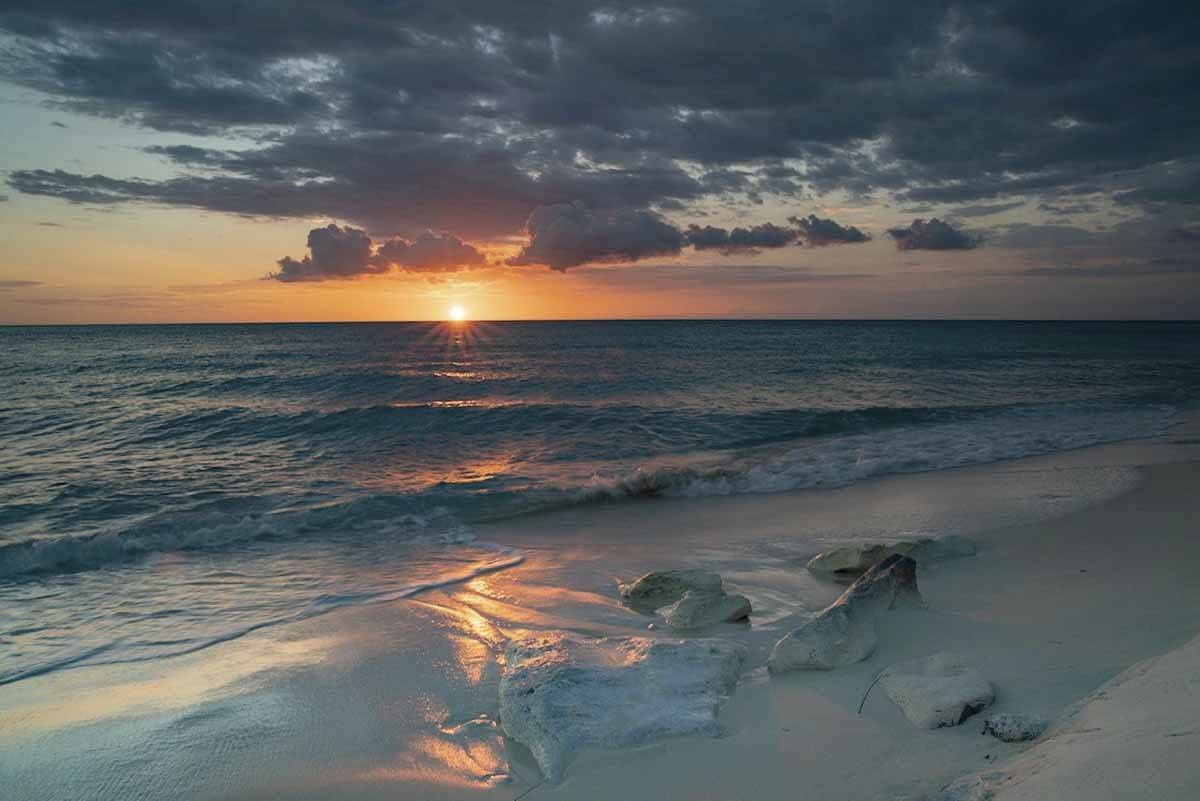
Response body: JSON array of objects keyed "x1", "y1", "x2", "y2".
[{"x1": 3, "y1": 419, "x2": 1200, "y2": 801}]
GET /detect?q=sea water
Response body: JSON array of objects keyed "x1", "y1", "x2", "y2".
[{"x1": 2, "y1": 320, "x2": 1198, "y2": 686}]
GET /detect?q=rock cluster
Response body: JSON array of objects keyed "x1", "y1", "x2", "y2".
[{"x1": 619, "y1": 569, "x2": 751, "y2": 629}]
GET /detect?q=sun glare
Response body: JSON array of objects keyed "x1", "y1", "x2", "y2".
[{"x1": 448, "y1": 305, "x2": 467, "y2": 322}]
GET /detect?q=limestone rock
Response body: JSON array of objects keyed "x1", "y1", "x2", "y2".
[
  {"x1": 880, "y1": 653, "x2": 994, "y2": 729},
  {"x1": 662, "y1": 590, "x2": 752, "y2": 630},
  {"x1": 767, "y1": 603, "x2": 878, "y2": 671},
  {"x1": 983, "y1": 712, "x2": 1047, "y2": 742},
  {"x1": 769, "y1": 554, "x2": 922, "y2": 673},
  {"x1": 618, "y1": 569, "x2": 723, "y2": 613},
  {"x1": 806, "y1": 534, "x2": 976, "y2": 577},
  {"x1": 498, "y1": 633, "x2": 745, "y2": 782}
]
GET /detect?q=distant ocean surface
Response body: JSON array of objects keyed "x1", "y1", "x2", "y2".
[{"x1": 2, "y1": 320, "x2": 1198, "y2": 685}]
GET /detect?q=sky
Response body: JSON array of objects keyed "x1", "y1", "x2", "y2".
[{"x1": 1, "y1": 1, "x2": 1198, "y2": 323}]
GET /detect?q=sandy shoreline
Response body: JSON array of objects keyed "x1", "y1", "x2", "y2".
[{"x1": 3, "y1": 422, "x2": 1200, "y2": 800}]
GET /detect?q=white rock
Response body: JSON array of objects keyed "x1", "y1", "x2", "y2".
[
  {"x1": 805, "y1": 544, "x2": 895, "y2": 576},
  {"x1": 768, "y1": 603, "x2": 878, "y2": 671},
  {"x1": 618, "y1": 569, "x2": 724, "y2": 613},
  {"x1": 769, "y1": 554, "x2": 923, "y2": 673},
  {"x1": 879, "y1": 653, "x2": 994, "y2": 729},
  {"x1": 498, "y1": 633, "x2": 746, "y2": 782},
  {"x1": 662, "y1": 590, "x2": 752, "y2": 630},
  {"x1": 982, "y1": 712, "x2": 1048, "y2": 742},
  {"x1": 806, "y1": 535, "x2": 975, "y2": 577}
]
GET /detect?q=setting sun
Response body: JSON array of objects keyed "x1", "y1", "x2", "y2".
[{"x1": 448, "y1": 305, "x2": 467, "y2": 321}]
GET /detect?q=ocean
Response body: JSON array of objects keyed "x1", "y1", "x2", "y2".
[{"x1": 2, "y1": 320, "x2": 1198, "y2": 687}]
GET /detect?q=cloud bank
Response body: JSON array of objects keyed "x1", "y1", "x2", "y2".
[{"x1": 2, "y1": 0, "x2": 1197, "y2": 250}]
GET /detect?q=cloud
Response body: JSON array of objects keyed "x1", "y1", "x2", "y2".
[
  {"x1": 271, "y1": 225, "x2": 489, "y2": 281},
  {"x1": 50, "y1": 121, "x2": 67, "y2": 128},
  {"x1": 888, "y1": 218, "x2": 978, "y2": 251},
  {"x1": 1170, "y1": 227, "x2": 1200, "y2": 243},
  {"x1": 0, "y1": 280, "x2": 44, "y2": 289},
  {"x1": 1037, "y1": 199, "x2": 1098, "y2": 216},
  {"x1": 507, "y1": 203, "x2": 685, "y2": 270},
  {"x1": 374, "y1": 232, "x2": 486, "y2": 273},
  {"x1": 270, "y1": 224, "x2": 384, "y2": 282},
  {"x1": 684, "y1": 222, "x2": 796, "y2": 253},
  {"x1": 948, "y1": 201, "x2": 1025, "y2": 218},
  {"x1": 789, "y1": 214, "x2": 870, "y2": 246},
  {"x1": 4, "y1": 0, "x2": 1200, "y2": 246}
]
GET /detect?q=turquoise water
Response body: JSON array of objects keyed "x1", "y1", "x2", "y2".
[{"x1": 1, "y1": 320, "x2": 1197, "y2": 684}]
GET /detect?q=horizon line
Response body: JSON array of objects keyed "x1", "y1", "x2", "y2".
[{"x1": 3, "y1": 317, "x2": 1200, "y2": 327}]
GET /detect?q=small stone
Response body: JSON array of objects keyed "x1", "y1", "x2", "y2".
[{"x1": 982, "y1": 712, "x2": 1048, "y2": 742}]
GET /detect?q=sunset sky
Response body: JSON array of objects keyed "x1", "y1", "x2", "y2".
[{"x1": 1, "y1": 1, "x2": 1198, "y2": 323}]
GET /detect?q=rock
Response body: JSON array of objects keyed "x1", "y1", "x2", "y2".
[
  {"x1": 662, "y1": 590, "x2": 752, "y2": 630},
  {"x1": 768, "y1": 554, "x2": 923, "y2": 672},
  {"x1": 498, "y1": 633, "x2": 746, "y2": 782},
  {"x1": 805, "y1": 544, "x2": 895, "y2": 576},
  {"x1": 768, "y1": 603, "x2": 878, "y2": 672},
  {"x1": 806, "y1": 534, "x2": 976, "y2": 578},
  {"x1": 879, "y1": 653, "x2": 994, "y2": 729},
  {"x1": 618, "y1": 569, "x2": 723, "y2": 613},
  {"x1": 983, "y1": 712, "x2": 1047, "y2": 742},
  {"x1": 837, "y1": 553, "x2": 925, "y2": 611}
]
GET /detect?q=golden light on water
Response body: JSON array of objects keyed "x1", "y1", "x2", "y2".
[{"x1": 448, "y1": 305, "x2": 467, "y2": 321}]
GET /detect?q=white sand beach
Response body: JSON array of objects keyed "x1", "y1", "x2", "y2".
[{"x1": 4, "y1": 419, "x2": 1200, "y2": 801}]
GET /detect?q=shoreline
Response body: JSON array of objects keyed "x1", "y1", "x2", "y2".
[{"x1": 3, "y1": 424, "x2": 1200, "y2": 800}]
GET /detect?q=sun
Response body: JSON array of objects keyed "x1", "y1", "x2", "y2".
[{"x1": 448, "y1": 304, "x2": 467, "y2": 322}]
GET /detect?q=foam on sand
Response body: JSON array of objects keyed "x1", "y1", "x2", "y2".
[{"x1": 498, "y1": 633, "x2": 746, "y2": 782}]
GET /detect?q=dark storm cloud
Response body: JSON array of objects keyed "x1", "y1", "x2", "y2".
[
  {"x1": 271, "y1": 225, "x2": 489, "y2": 281},
  {"x1": 1169, "y1": 227, "x2": 1200, "y2": 243},
  {"x1": 4, "y1": 0, "x2": 1200, "y2": 241},
  {"x1": 374, "y1": 232, "x2": 487, "y2": 273},
  {"x1": 789, "y1": 214, "x2": 871, "y2": 246},
  {"x1": 507, "y1": 203, "x2": 685, "y2": 271},
  {"x1": 684, "y1": 222, "x2": 797, "y2": 253},
  {"x1": 271, "y1": 224, "x2": 384, "y2": 282},
  {"x1": 888, "y1": 218, "x2": 978, "y2": 251}
]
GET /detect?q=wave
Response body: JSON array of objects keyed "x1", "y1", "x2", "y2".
[
  {"x1": 0, "y1": 498, "x2": 472, "y2": 580},
  {"x1": 574, "y1": 403, "x2": 1174, "y2": 502},
  {"x1": 0, "y1": 542, "x2": 524, "y2": 687},
  {"x1": 0, "y1": 402, "x2": 1175, "y2": 581}
]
